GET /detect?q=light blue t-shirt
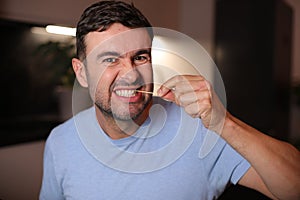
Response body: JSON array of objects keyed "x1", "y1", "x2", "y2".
[{"x1": 40, "y1": 98, "x2": 250, "y2": 200}]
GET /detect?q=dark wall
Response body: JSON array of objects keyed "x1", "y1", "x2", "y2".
[
  {"x1": 214, "y1": 0, "x2": 292, "y2": 140},
  {"x1": 214, "y1": 0, "x2": 293, "y2": 199},
  {"x1": 0, "y1": 19, "x2": 60, "y2": 146}
]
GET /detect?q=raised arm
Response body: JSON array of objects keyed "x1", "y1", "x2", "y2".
[{"x1": 157, "y1": 75, "x2": 300, "y2": 200}]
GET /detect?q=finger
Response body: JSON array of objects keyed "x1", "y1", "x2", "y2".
[
  {"x1": 177, "y1": 89, "x2": 211, "y2": 107},
  {"x1": 184, "y1": 101, "x2": 211, "y2": 119},
  {"x1": 157, "y1": 75, "x2": 205, "y2": 94},
  {"x1": 160, "y1": 89, "x2": 176, "y2": 102},
  {"x1": 157, "y1": 75, "x2": 183, "y2": 97},
  {"x1": 174, "y1": 79, "x2": 210, "y2": 96}
]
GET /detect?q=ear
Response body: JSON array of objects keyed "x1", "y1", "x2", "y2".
[{"x1": 72, "y1": 58, "x2": 88, "y2": 88}]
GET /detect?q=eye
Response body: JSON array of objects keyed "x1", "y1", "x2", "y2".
[
  {"x1": 133, "y1": 54, "x2": 150, "y2": 65},
  {"x1": 103, "y1": 57, "x2": 118, "y2": 63},
  {"x1": 101, "y1": 57, "x2": 120, "y2": 67}
]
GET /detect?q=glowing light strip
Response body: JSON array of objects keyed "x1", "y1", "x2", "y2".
[{"x1": 45, "y1": 25, "x2": 76, "y2": 36}]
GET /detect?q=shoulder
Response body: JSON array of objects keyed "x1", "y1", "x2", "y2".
[
  {"x1": 47, "y1": 118, "x2": 76, "y2": 145},
  {"x1": 46, "y1": 107, "x2": 94, "y2": 150}
]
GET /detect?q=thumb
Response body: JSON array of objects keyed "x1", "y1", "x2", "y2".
[{"x1": 157, "y1": 86, "x2": 175, "y2": 102}]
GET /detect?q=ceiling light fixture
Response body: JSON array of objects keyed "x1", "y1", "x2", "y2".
[{"x1": 45, "y1": 25, "x2": 76, "y2": 36}]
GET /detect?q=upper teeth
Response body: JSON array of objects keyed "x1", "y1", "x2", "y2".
[{"x1": 115, "y1": 90, "x2": 136, "y2": 97}]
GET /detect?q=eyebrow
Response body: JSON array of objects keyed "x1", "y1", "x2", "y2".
[
  {"x1": 96, "y1": 51, "x2": 120, "y2": 60},
  {"x1": 96, "y1": 48, "x2": 151, "y2": 61},
  {"x1": 134, "y1": 49, "x2": 151, "y2": 57}
]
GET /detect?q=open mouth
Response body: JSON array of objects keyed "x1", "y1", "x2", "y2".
[
  {"x1": 114, "y1": 85, "x2": 145, "y2": 98},
  {"x1": 113, "y1": 84, "x2": 153, "y2": 98},
  {"x1": 115, "y1": 89, "x2": 138, "y2": 97}
]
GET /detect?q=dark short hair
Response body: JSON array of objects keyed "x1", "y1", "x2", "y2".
[{"x1": 76, "y1": 0, "x2": 153, "y2": 60}]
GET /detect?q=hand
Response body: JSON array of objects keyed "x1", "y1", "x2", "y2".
[{"x1": 157, "y1": 75, "x2": 227, "y2": 134}]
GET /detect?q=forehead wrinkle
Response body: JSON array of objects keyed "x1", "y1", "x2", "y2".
[{"x1": 85, "y1": 29, "x2": 152, "y2": 61}]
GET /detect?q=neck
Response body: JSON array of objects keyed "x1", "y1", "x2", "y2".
[{"x1": 95, "y1": 102, "x2": 152, "y2": 140}]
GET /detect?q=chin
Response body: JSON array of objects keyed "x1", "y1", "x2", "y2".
[{"x1": 112, "y1": 109, "x2": 144, "y2": 121}]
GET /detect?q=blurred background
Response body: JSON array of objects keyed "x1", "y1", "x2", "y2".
[{"x1": 0, "y1": 0, "x2": 299, "y2": 199}]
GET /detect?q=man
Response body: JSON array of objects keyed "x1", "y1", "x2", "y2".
[{"x1": 40, "y1": 1, "x2": 300, "y2": 199}]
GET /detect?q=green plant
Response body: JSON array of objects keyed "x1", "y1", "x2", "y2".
[{"x1": 34, "y1": 40, "x2": 76, "y2": 87}]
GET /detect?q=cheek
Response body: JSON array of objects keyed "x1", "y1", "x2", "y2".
[
  {"x1": 138, "y1": 64, "x2": 153, "y2": 84},
  {"x1": 93, "y1": 69, "x2": 119, "y2": 94}
]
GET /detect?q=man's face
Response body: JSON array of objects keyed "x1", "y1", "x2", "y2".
[{"x1": 84, "y1": 23, "x2": 153, "y2": 121}]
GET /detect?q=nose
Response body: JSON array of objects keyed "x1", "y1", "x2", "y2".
[{"x1": 118, "y1": 59, "x2": 140, "y2": 84}]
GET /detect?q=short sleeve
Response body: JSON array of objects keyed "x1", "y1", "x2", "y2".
[
  {"x1": 39, "y1": 135, "x2": 64, "y2": 200},
  {"x1": 200, "y1": 129, "x2": 251, "y2": 197}
]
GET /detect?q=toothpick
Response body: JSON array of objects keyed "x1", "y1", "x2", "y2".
[{"x1": 135, "y1": 90, "x2": 154, "y2": 94}]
